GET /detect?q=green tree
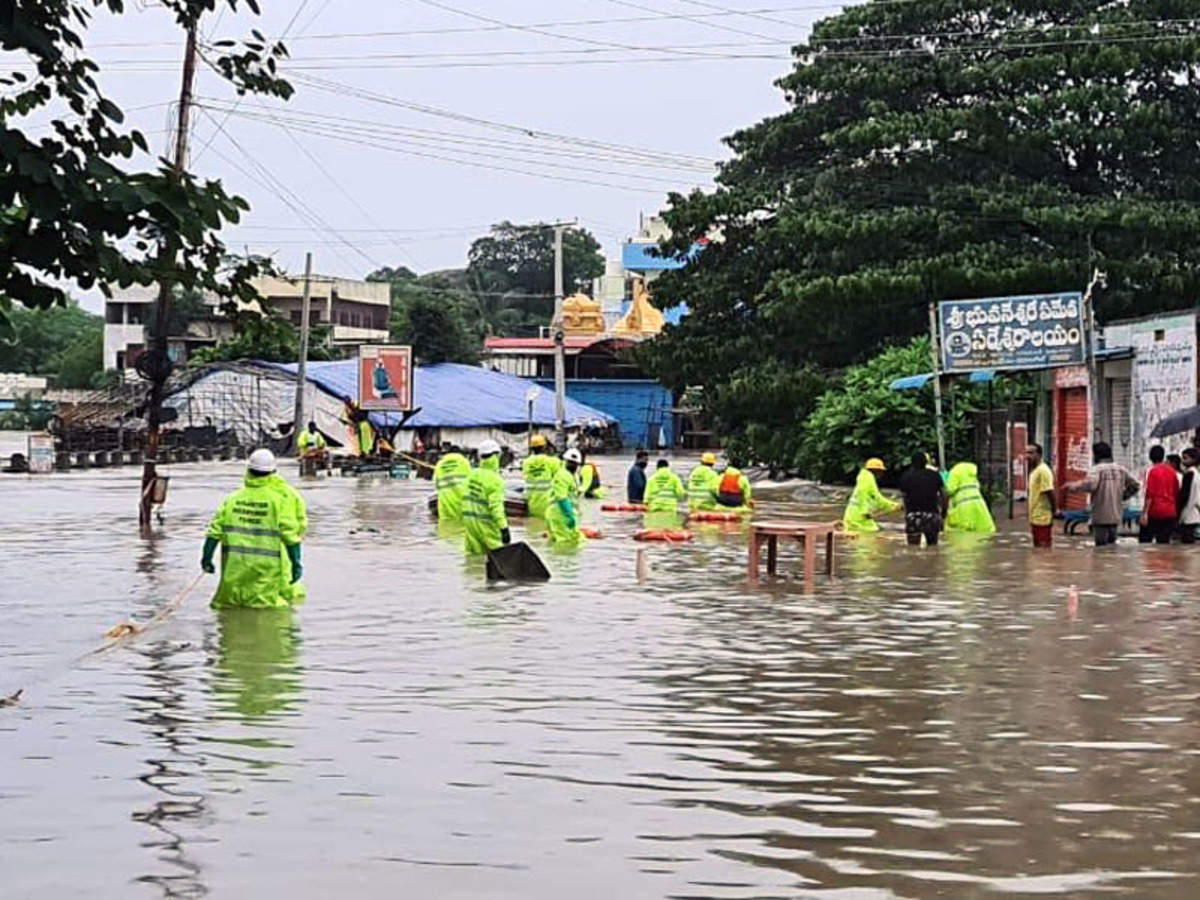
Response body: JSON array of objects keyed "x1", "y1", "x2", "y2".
[
  {"x1": 368, "y1": 265, "x2": 480, "y2": 362},
  {"x1": 646, "y1": 1, "x2": 1200, "y2": 454},
  {"x1": 52, "y1": 330, "x2": 103, "y2": 388},
  {"x1": 0, "y1": 1, "x2": 292, "y2": 326},
  {"x1": 191, "y1": 310, "x2": 332, "y2": 365},
  {"x1": 798, "y1": 338, "x2": 999, "y2": 484},
  {"x1": 467, "y1": 222, "x2": 604, "y2": 334},
  {"x1": 0, "y1": 302, "x2": 100, "y2": 374}
]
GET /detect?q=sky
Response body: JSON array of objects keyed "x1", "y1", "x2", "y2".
[{"x1": 41, "y1": 1, "x2": 840, "y2": 311}]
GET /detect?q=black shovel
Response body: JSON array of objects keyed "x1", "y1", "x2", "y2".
[{"x1": 486, "y1": 542, "x2": 551, "y2": 582}]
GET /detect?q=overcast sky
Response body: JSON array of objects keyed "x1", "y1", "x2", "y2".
[{"x1": 58, "y1": 1, "x2": 836, "y2": 310}]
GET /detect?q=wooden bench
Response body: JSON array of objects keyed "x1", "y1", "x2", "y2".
[{"x1": 748, "y1": 520, "x2": 839, "y2": 590}]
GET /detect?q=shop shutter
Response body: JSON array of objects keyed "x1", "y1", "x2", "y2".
[
  {"x1": 1109, "y1": 378, "x2": 1134, "y2": 473},
  {"x1": 1056, "y1": 387, "x2": 1090, "y2": 511}
]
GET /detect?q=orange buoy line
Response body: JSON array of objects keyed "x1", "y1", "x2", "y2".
[
  {"x1": 687, "y1": 511, "x2": 744, "y2": 522},
  {"x1": 601, "y1": 503, "x2": 646, "y2": 512},
  {"x1": 634, "y1": 529, "x2": 693, "y2": 543}
]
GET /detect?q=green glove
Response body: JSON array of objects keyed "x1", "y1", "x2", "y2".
[
  {"x1": 558, "y1": 498, "x2": 576, "y2": 530},
  {"x1": 286, "y1": 543, "x2": 303, "y2": 583},
  {"x1": 201, "y1": 536, "x2": 219, "y2": 574}
]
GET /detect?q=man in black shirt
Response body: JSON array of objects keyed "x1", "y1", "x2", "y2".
[{"x1": 899, "y1": 451, "x2": 947, "y2": 547}]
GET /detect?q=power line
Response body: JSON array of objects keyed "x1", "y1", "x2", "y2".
[{"x1": 602, "y1": 0, "x2": 781, "y2": 42}]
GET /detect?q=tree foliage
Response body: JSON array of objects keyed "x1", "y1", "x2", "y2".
[
  {"x1": 369, "y1": 266, "x2": 479, "y2": 363},
  {"x1": 0, "y1": 301, "x2": 112, "y2": 387},
  {"x1": 645, "y1": 0, "x2": 1200, "y2": 468},
  {"x1": 0, "y1": 0, "x2": 292, "y2": 326},
  {"x1": 467, "y1": 222, "x2": 604, "y2": 334},
  {"x1": 190, "y1": 310, "x2": 332, "y2": 365}
]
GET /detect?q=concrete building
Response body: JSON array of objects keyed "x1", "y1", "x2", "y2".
[{"x1": 102, "y1": 275, "x2": 390, "y2": 372}]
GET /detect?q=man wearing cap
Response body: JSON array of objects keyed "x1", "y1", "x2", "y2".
[
  {"x1": 687, "y1": 452, "x2": 720, "y2": 513},
  {"x1": 546, "y1": 448, "x2": 585, "y2": 546},
  {"x1": 522, "y1": 434, "x2": 561, "y2": 520},
  {"x1": 843, "y1": 457, "x2": 901, "y2": 533},
  {"x1": 463, "y1": 439, "x2": 511, "y2": 555},
  {"x1": 202, "y1": 449, "x2": 304, "y2": 608}
]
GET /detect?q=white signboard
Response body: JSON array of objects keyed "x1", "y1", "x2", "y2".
[
  {"x1": 27, "y1": 433, "x2": 54, "y2": 474},
  {"x1": 1131, "y1": 314, "x2": 1197, "y2": 467}
]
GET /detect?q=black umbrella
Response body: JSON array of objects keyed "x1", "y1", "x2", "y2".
[{"x1": 1150, "y1": 404, "x2": 1200, "y2": 438}]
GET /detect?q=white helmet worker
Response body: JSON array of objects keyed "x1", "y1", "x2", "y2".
[
  {"x1": 478, "y1": 439, "x2": 502, "y2": 458},
  {"x1": 247, "y1": 448, "x2": 277, "y2": 475},
  {"x1": 563, "y1": 448, "x2": 582, "y2": 464}
]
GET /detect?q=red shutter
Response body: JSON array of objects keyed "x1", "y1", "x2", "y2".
[{"x1": 1055, "y1": 387, "x2": 1090, "y2": 511}]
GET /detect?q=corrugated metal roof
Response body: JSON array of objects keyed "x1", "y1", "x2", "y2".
[{"x1": 262, "y1": 360, "x2": 615, "y2": 428}]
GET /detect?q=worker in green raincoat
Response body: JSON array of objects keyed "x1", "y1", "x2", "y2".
[
  {"x1": 522, "y1": 434, "x2": 560, "y2": 519},
  {"x1": 545, "y1": 448, "x2": 585, "y2": 547},
  {"x1": 202, "y1": 449, "x2": 304, "y2": 609},
  {"x1": 687, "y1": 452, "x2": 720, "y2": 513},
  {"x1": 433, "y1": 450, "x2": 471, "y2": 522},
  {"x1": 578, "y1": 456, "x2": 606, "y2": 499},
  {"x1": 644, "y1": 459, "x2": 686, "y2": 529},
  {"x1": 842, "y1": 458, "x2": 901, "y2": 533},
  {"x1": 462, "y1": 439, "x2": 511, "y2": 554},
  {"x1": 945, "y1": 461, "x2": 996, "y2": 533}
]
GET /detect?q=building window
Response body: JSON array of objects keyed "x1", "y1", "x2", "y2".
[
  {"x1": 105, "y1": 304, "x2": 123, "y2": 324},
  {"x1": 291, "y1": 310, "x2": 302, "y2": 325}
]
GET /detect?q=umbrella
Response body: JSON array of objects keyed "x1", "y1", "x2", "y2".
[{"x1": 1150, "y1": 404, "x2": 1200, "y2": 438}]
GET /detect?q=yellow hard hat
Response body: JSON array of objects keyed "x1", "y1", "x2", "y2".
[
  {"x1": 865, "y1": 457, "x2": 886, "y2": 472},
  {"x1": 701, "y1": 452, "x2": 717, "y2": 465},
  {"x1": 530, "y1": 434, "x2": 547, "y2": 448}
]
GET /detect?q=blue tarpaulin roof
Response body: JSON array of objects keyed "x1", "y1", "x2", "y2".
[
  {"x1": 890, "y1": 370, "x2": 997, "y2": 391},
  {"x1": 621, "y1": 241, "x2": 702, "y2": 271},
  {"x1": 263, "y1": 360, "x2": 615, "y2": 428}
]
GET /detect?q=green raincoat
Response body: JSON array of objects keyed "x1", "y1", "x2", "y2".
[
  {"x1": 433, "y1": 452, "x2": 472, "y2": 522},
  {"x1": 545, "y1": 465, "x2": 584, "y2": 547},
  {"x1": 207, "y1": 474, "x2": 303, "y2": 609},
  {"x1": 522, "y1": 452, "x2": 561, "y2": 519},
  {"x1": 686, "y1": 464, "x2": 720, "y2": 512},
  {"x1": 462, "y1": 454, "x2": 508, "y2": 555},
  {"x1": 945, "y1": 462, "x2": 996, "y2": 533},
  {"x1": 644, "y1": 467, "x2": 686, "y2": 529},
  {"x1": 267, "y1": 473, "x2": 308, "y2": 539},
  {"x1": 842, "y1": 468, "x2": 900, "y2": 533},
  {"x1": 578, "y1": 462, "x2": 606, "y2": 499}
]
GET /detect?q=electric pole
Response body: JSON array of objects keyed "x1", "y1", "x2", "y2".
[
  {"x1": 292, "y1": 252, "x2": 314, "y2": 454},
  {"x1": 139, "y1": 20, "x2": 199, "y2": 531},
  {"x1": 550, "y1": 220, "x2": 576, "y2": 450}
]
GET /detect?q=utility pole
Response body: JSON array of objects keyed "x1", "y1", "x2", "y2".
[
  {"x1": 139, "y1": 21, "x2": 199, "y2": 531},
  {"x1": 1082, "y1": 268, "x2": 1107, "y2": 441},
  {"x1": 291, "y1": 252, "x2": 314, "y2": 453},
  {"x1": 928, "y1": 302, "x2": 947, "y2": 471},
  {"x1": 550, "y1": 220, "x2": 576, "y2": 450}
]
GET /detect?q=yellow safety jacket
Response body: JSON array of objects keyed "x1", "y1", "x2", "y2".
[
  {"x1": 545, "y1": 465, "x2": 584, "y2": 547},
  {"x1": 462, "y1": 454, "x2": 508, "y2": 554},
  {"x1": 644, "y1": 467, "x2": 686, "y2": 530},
  {"x1": 522, "y1": 452, "x2": 561, "y2": 519},
  {"x1": 945, "y1": 462, "x2": 996, "y2": 533},
  {"x1": 842, "y1": 468, "x2": 900, "y2": 533},
  {"x1": 687, "y1": 464, "x2": 720, "y2": 512},
  {"x1": 433, "y1": 452, "x2": 471, "y2": 522},
  {"x1": 578, "y1": 462, "x2": 606, "y2": 499},
  {"x1": 207, "y1": 474, "x2": 302, "y2": 609},
  {"x1": 297, "y1": 430, "x2": 326, "y2": 453}
]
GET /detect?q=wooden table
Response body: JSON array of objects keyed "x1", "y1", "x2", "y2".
[{"x1": 748, "y1": 520, "x2": 840, "y2": 590}]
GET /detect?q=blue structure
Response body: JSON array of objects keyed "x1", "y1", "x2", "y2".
[
  {"x1": 620, "y1": 241, "x2": 702, "y2": 271},
  {"x1": 535, "y1": 378, "x2": 673, "y2": 448},
  {"x1": 264, "y1": 361, "x2": 615, "y2": 429}
]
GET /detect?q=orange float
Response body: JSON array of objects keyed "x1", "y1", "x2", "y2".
[
  {"x1": 581, "y1": 527, "x2": 603, "y2": 539},
  {"x1": 634, "y1": 529, "x2": 693, "y2": 543},
  {"x1": 687, "y1": 511, "x2": 744, "y2": 522},
  {"x1": 601, "y1": 503, "x2": 647, "y2": 512}
]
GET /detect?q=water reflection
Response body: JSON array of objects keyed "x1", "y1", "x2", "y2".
[{"x1": 211, "y1": 609, "x2": 302, "y2": 721}]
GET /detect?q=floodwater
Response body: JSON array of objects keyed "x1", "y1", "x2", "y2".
[{"x1": 3, "y1": 459, "x2": 1200, "y2": 899}]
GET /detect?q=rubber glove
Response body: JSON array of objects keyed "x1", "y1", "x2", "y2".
[
  {"x1": 558, "y1": 498, "x2": 577, "y2": 530},
  {"x1": 500, "y1": 527, "x2": 511, "y2": 545},
  {"x1": 201, "y1": 536, "x2": 218, "y2": 574},
  {"x1": 286, "y1": 543, "x2": 303, "y2": 583}
]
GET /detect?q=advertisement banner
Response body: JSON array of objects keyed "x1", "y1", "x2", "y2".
[
  {"x1": 27, "y1": 433, "x2": 54, "y2": 474},
  {"x1": 939, "y1": 292, "x2": 1085, "y2": 373},
  {"x1": 1131, "y1": 314, "x2": 1197, "y2": 466},
  {"x1": 358, "y1": 345, "x2": 413, "y2": 412}
]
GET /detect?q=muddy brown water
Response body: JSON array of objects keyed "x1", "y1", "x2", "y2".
[{"x1": 3, "y1": 459, "x2": 1200, "y2": 898}]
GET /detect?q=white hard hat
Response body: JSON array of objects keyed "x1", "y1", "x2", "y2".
[
  {"x1": 478, "y1": 438, "x2": 501, "y2": 457},
  {"x1": 564, "y1": 448, "x2": 582, "y2": 464},
  {"x1": 247, "y1": 448, "x2": 277, "y2": 474}
]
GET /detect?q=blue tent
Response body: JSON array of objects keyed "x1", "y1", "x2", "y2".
[
  {"x1": 890, "y1": 370, "x2": 996, "y2": 391},
  {"x1": 262, "y1": 360, "x2": 615, "y2": 429}
]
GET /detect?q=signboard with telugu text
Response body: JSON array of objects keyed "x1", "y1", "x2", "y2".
[
  {"x1": 357, "y1": 345, "x2": 413, "y2": 412},
  {"x1": 938, "y1": 292, "x2": 1085, "y2": 373}
]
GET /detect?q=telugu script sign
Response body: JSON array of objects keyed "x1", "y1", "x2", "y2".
[{"x1": 938, "y1": 292, "x2": 1085, "y2": 373}]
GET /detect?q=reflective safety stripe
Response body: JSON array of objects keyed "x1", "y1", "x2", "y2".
[
  {"x1": 437, "y1": 475, "x2": 467, "y2": 487},
  {"x1": 951, "y1": 486, "x2": 982, "y2": 506},
  {"x1": 226, "y1": 544, "x2": 282, "y2": 558},
  {"x1": 225, "y1": 525, "x2": 282, "y2": 537}
]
